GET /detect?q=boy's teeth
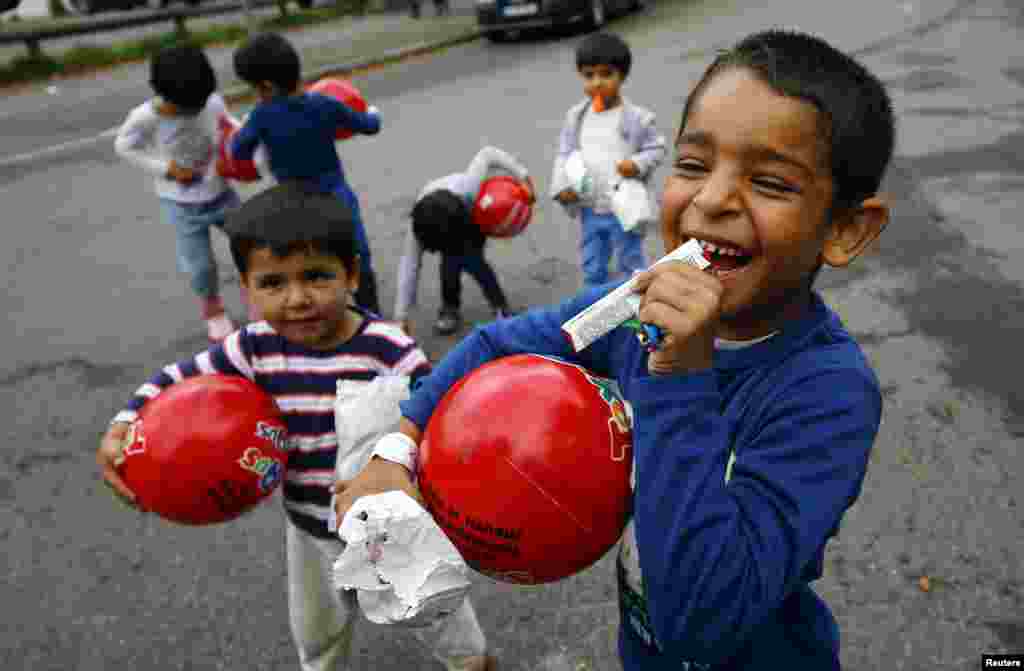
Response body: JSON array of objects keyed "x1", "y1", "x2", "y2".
[{"x1": 697, "y1": 239, "x2": 745, "y2": 256}]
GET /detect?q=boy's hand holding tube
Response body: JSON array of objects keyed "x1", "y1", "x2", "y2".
[{"x1": 632, "y1": 261, "x2": 723, "y2": 376}]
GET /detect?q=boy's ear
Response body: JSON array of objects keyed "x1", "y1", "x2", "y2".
[
  {"x1": 822, "y1": 196, "x2": 889, "y2": 268},
  {"x1": 347, "y1": 256, "x2": 361, "y2": 293}
]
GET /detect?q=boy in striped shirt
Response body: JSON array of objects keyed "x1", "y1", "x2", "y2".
[{"x1": 97, "y1": 181, "x2": 496, "y2": 671}]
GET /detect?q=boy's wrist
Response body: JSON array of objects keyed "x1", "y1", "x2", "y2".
[{"x1": 371, "y1": 432, "x2": 418, "y2": 473}]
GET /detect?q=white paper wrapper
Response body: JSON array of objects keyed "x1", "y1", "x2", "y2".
[
  {"x1": 332, "y1": 491, "x2": 471, "y2": 628},
  {"x1": 561, "y1": 238, "x2": 710, "y2": 352},
  {"x1": 610, "y1": 178, "x2": 655, "y2": 232},
  {"x1": 327, "y1": 375, "x2": 411, "y2": 533}
]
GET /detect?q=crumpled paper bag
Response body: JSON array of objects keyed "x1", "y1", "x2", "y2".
[
  {"x1": 332, "y1": 491, "x2": 471, "y2": 628},
  {"x1": 610, "y1": 177, "x2": 655, "y2": 232}
]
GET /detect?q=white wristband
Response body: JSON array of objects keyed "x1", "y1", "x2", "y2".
[{"x1": 371, "y1": 432, "x2": 418, "y2": 474}]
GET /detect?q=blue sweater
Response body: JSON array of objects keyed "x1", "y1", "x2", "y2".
[
  {"x1": 230, "y1": 91, "x2": 381, "y2": 196},
  {"x1": 401, "y1": 285, "x2": 881, "y2": 670}
]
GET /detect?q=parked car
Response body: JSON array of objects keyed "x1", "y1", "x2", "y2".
[
  {"x1": 61, "y1": 0, "x2": 200, "y2": 16},
  {"x1": 475, "y1": 0, "x2": 641, "y2": 42}
]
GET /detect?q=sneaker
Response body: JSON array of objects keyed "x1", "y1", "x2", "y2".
[
  {"x1": 434, "y1": 308, "x2": 462, "y2": 335},
  {"x1": 206, "y1": 313, "x2": 236, "y2": 343}
]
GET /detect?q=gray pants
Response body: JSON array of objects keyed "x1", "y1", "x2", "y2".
[{"x1": 286, "y1": 521, "x2": 488, "y2": 670}]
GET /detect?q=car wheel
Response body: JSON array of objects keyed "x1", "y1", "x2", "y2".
[
  {"x1": 585, "y1": 0, "x2": 605, "y2": 30},
  {"x1": 484, "y1": 29, "x2": 510, "y2": 43}
]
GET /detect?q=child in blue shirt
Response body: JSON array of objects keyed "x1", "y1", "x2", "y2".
[
  {"x1": 230, "y1": 32, "x2": 383, "y2": 315},
  {"x1": 334, "y1": 29, "x2": 895, "y2": 671}
]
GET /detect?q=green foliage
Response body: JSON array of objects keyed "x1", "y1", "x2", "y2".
[
  {"x1": 48, "y1": 0, "x2": 68, "y2": 18},
  {"x1": 0, "y1": 52, "x2": 62, "y2": 86}
]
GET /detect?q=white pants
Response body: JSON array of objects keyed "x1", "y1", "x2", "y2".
[{"x1": 286, "y1": 521, "x2": 488, "y2": 671}]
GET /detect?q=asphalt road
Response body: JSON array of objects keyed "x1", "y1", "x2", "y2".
[{"x1": 2, "y1": 0, "x2": 1022, "y2": 669}]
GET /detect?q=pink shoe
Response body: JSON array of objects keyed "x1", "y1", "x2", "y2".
[{"x1": 206, "y1": 313, "x2": 236, "y2": 342}]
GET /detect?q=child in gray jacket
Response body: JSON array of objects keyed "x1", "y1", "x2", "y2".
[{"x1": 550, "y1": 33, "x2": 666, "y2": 289}]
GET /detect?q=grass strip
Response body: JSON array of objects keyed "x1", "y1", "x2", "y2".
[{"x1": 0, "y1": 0, "x2": 370, "y2": 88}]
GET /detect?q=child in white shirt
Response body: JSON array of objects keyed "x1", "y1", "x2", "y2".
[{"x1": 114, "y1": 44, "x2": 240, "y2": 342}]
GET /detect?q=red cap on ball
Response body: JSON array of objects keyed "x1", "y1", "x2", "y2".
[
  {"x1": 216, "y1": 114, "x2": 261, "y2": 182},
  {"x1": 471, "y1": 175, "x2": 533, "y2": 238},
  {"x1": 119, "y1": 374, "x2": 289, "y2": 525}
]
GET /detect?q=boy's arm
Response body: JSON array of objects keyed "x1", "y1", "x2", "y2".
[
  {"x1": 334, "y1": 285, "x2": 619, "y2": 520},
  {"x1": 628, "y1": 108, "x2": 668, "y2": 179},
  {"x1": 463, "y1": 146, "x2": 530, "y2": 193},
  {"x1": 314, "y1": 93, "x2": 382, "y2": 136},
  {"x1": 393, "y1": 228, "x2": 425, "y2": 324},
  {"x1": 398, "y1": 286, "x2": 612, "y2": 433},
  {"x1": 114, "y1": 105, "x2": 171, "y2": 178},
  {"x1": 229, "y1": 108, "x2": 262, "y2": 161},
  {"x1": 630, "y1": 360, "x2": 881, "y2": 665},
  {"x1": 99, "y1": 330, "x2": 256, "y2": 504}
]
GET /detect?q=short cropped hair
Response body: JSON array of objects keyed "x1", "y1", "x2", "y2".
[
  {"x1": 576, "y1": 32, "x2": 632, "y2": 78},
  {"x1": 225, "y1": 181, "x2": 359, "y2": 276},
  {"x1": 149, "y1": 44, "x2": 216, "y2": 114},
  {"x1": 410, "y1": 190, "x2": 480, "y2": 253},
  {"x1": 233, "y1": 32, "x2": 302, "y2": 93},
  {"x1": 680, "y1": 29, "x2": 895, "y2": 212}
]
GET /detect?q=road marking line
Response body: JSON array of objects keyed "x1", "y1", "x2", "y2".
[{"x1": 0, "y1": 126, "x2": 118, "y2": 169}]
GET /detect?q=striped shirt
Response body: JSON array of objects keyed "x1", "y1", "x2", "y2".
[{"x1": 113, "y1": 314, "x2": 431, "y2": 538}]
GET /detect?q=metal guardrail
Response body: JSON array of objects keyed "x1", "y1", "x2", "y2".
[{"x1": 0, "y1": 0, "x2": 284, "y2": 57}]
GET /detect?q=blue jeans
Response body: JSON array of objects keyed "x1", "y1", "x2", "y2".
[
  {"x1": 580, "y1": 208, "x2": 647, "y2": 288},
  {"x1": 440, "y1": 242, "x2": 508, "y2": 312},
  {"x1": 159, "y1": 189, "x2": 240, "y2": 299}
]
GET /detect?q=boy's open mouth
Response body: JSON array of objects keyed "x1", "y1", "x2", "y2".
[{"x1": 696, "y1": 239, "x2": 755, "y2": 274}]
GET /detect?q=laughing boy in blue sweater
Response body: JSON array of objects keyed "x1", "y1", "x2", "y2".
[{"x1": 333, "y1": 29, "x2": 894, "y2": 670}]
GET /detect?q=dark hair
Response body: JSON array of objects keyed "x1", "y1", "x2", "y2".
[
  {"x1": 410, "y1": 190, "x2": 480, "y2": 253},
  {"x1": 225, "y1": 181, "x2": 359, "y2": 275},
  {"x1": 149, "y1": 43, "x2": 216, "y2": 113},
  {"x1": 233, "y1": 32, "x2": 301, "y2": 93},
  {"x1": 680, "y1": 29, "x2": 895, "y2": 211},
  {"x1": 576, "y1": 32, "x2": 632, "y2": 78}
]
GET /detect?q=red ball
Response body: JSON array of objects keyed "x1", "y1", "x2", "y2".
[
  {"x1": 118, "y1": 374, "x2": 290, "y2": 526},
  {"x1": 418, "y1": 354, "x2": 633, "y2": 584},
  {"x1": 306, "y1": 77, "x2": 369, "y2": 141},
  {"x1": 471, "y1": 175, "x2": 533, "y2": 238},
  {"x1": 216, "y1": 114, "x2": 261, "y2": 182}
]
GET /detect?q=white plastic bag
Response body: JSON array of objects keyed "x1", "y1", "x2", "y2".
[
  {"x1": 328, "y1": 375, "x2": 411, "y2": 532},
  {"x1": 610, "y1": 178, "x2": 655, "y2": 232},
  {"x1": 332, "y1": 491, "x2": 472, "y2": 628},
  {"x1": 563, "y1": 151, "x2": 594, "y2": 201}
]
